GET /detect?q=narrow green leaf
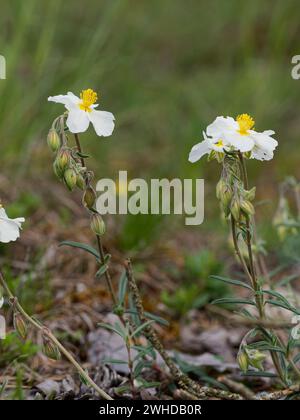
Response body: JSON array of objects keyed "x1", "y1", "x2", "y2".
[
  {"x1": 118, "y1": 270, "x2": 128, "y2": 306},
  {"x1": 59, "y1": 241, "x2": 99, "y2": 259},
  {"x1": 101, "y1": 359, "x2": 128, "y2": 365},
  {"x1": 265, "y1": 300, "x2": 300, "y2": 315},
  {"x1": 261, "y1": 290, "x2": 291, "y2": 308},
  {"x1": 96, "y1": 264, "x2": 108, "y2": 278},
  {"x1": 131, "y1": 320, "x2": 155, "y2": 338},
  {"x1": 210, "y1": 275, "x2": 253, "y2": 291},
  {"x1": 212, "y1": 297, "x2": 255, "y2": 306},
  {"x1": 98, "y1": 322, "x2": 126, "y2": 339}
]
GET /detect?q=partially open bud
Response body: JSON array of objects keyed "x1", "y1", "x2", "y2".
[
  {"x1": 13, "y1": 312, "x2": 28, "y2": 340},
  {"x1": 246, "y1": 349, "x2": 266, "y2": 371},
  {"x1": 56, "y1": 149, "x2": 70, "y2": 171},
  {"x1": 230, "y1": 197, "x2": 241, "y2": 222},
  {"x1": 90, "y1": 213, "x2": 105, "y2": 236},
  {"x1": 64, "y1": 168, "x2": 77, "y2": 191},
  {"x1": 83, "y1": 187, "x2": 96, "y2": 209},
  {"x1": 42, "y1": 337, "x2": 61, "y2": 360},
  {"x1": 237, "y1": 349, "x2": 249, "y2": 373},
  {"x1": 244, "y1": 187, "x2": 256, "y2": 202},
  {"x1": 47, "y1": 129, "x2": 60, "y2": 153},
  {"x1": 240, "y1": 200, "x2": 255, "y2": 217}
]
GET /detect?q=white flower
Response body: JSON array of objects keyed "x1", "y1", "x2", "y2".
[
  {"x1": 189, "y1": 132, "x2": 229, "y2": 163},
  {"x1": 48, "y1": 89, "x2": 115, "y2": 137},
  {"x1": 189, "y1": 114, "x2": 278, "y2": 162},
  {"x1": 0, "y1": 207, "x2": 25, "y2": 243}
]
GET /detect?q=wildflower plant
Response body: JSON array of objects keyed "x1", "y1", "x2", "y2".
[
  {"x1": 189, "y1": 114, "x2": 300, "y2": 386},
  {"x1": 46, "y1": 89, "x2": 243, "y2": 399}
]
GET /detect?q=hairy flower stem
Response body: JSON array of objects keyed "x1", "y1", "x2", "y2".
[
  {"x1": 235, "y1": 154, "x2": 288, "y2": 384},
  {"x1": 74, "y1": 133, "x2": 117, "y2": 305},
  {"x1": 0, "y1": 271, "x2": 112, "y2": 400}
]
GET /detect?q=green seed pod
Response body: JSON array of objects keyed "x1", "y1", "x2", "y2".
[
  {"x1": 90, "y1": 213, "x2": 105, "y2": 236},
  {"x1": 42, "y1": 337, "x2": 61, "y2": 360},
  {"x1": 13, "y1": 312, "x2": 28, "y2": 340},
  {"x1": 56, "y1": 149, "x2": 70, "y2": 171},
  {"x1": 64, "y1": 168, "x2": 77, "y2": 191},
  {"x1": 83, "y1": 187, "x2": 96, "y2": 209},
  {"x1": 76, "y1": 172, "x2": 85, "y2": 190},
  {"x1": 230, "y1": 198, "x2": 241, "y2": 222},
  {"x1": 47, "y1": 129, "x2": 61, "y2": 153},
  {"x1": 237, "y1": 349, "x2": 249, "y2": 373},
  {"x1": 240, "y1": 200, "x2": 255, "y2": 217},
  {"x1": 244, "y1": 187, "x2": 256, "y2": 202}
]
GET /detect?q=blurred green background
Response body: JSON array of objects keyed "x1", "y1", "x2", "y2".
[{"x1": 0, "y1": 0, "x2": 300, "y2": 221}]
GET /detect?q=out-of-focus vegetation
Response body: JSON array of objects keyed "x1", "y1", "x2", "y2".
[{"x1": 1, "y1": 0, "x2": 300, "y2": 183}]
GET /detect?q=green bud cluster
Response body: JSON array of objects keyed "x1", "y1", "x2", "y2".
[
  {"x1": 47, "y1": 126, "x2": 87, "y2": 193},
  {"x1": 216, "y1": 175, "x2": 256, "y2": 222}
]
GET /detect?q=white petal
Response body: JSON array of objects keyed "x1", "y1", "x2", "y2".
[
  {"x1": 66, "y1": 108, "x2": 90, "y2": 133},
  {"x1": 251, "y1": 146, "x2": 274, "y2": 161},
  {"x1": 48, "y1": 92, "x2": 80, "y2": 111},
  {"x1": 251, "y1": 131, "x2": 278, "y2": 152},
  {"x1": 89, "y1": 110, "x2": 115, "y2": 137},
  {"x1": 188, "y1": 140, "x2": 211, "y2": 163},
  {"x1": 225, "y1": 132, "x2": 254, "y2": 152},
  {"x1": 206, "y1": 116, "x2": 237, "y2": 137},
  {"x1": 0, "y1": 296, "x2": 3, "y2": 309},
  {"x1": 0, "y1": 219, "x2": 22, "y2": 243}
]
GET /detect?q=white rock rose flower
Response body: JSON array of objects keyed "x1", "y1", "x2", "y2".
[
  {"x1": 0, "y1": 206, "x2": 25, "y2": 243},
  {"x1": 48, "y1": 89, "x2": 115, "y2": 137},
  {"x1": 189, "y1": 114, "x2": 278, "y2": 162}
]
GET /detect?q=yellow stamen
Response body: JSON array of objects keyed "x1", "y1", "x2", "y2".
[
  {"x1": 215, "y1": 139, "x2": 224, "y2": 147},
  {"x1": 79, "y1": 89, "x2": 98, "y2": 112},
  {"x1": 236, "y1": 114, "x2": 255, "y2": 135}
]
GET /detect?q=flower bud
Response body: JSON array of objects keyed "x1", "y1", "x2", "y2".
[
  {"x1": 64, "y1": 168, "x2": 77, "y2": 191},
  {"x1": 82, "y1": 187, "x2": 96, "y2": 209},
  {"x1": 47, "y1": 129, "x2": 60, "y2": 153},
  {"x1": 76, "y1": 173, "x2": 85, "y2": 190},
  {"x1": 56, "y1": 149, "x2": 70, "y2": 171},
  {"x1": 244, "y1": 187, "x2": 256, "y2": 202},
  {"x1": 53, "y1": 160, "x2": 63, "y2": 179},
  {"x1": 246, "y1": 349, "x2": 266, "y2": 371},
  {"x1": 240, "y1": 200, "x2": 255, "y2": 217},
  {"x1": 237, "y1": 349, "x2": 249, "y2": 373},
  {"x1": 13, "y1": 312, "x2": 28, "y2": 340},
  {"x1": 230, "y1": 198, "x2": 240, "y2": 222},
  {"x1": 90, "y1": 213, "x2": 105, "y2": 236},
  {"x1": 216, "y1": 179, "x2": 226, "y2": 200},
  {"x1": 42, "y1": 337, "x2": 61, "y2": 360}
]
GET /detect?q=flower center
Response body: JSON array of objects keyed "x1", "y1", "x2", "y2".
[
  {"x1": 215, "y1": 139, "x2": 224, "y2": 147},
  {"x1": 79, "y1": 89, "x2": 98, "y2": 112},
  {"x1": 236, "y1": 114, "x2": 255, "y2": 135}
]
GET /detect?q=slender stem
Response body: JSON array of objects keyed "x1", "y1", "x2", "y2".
[
  {"x1": 74, "y1": 134, "x2": 117, "y2": 305},
  {"x1": 96, "y1": 235, "x2": 117, "y2": 305},
  {"x1": 231, "y1": 216, "x2": 253, "y2": 286},
  {"x1": 0, "y1": 272, "x2": 112, "y2": 400},
  {"x1": 235, "y1": 154, "x2": 291, "y2": 383}
]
